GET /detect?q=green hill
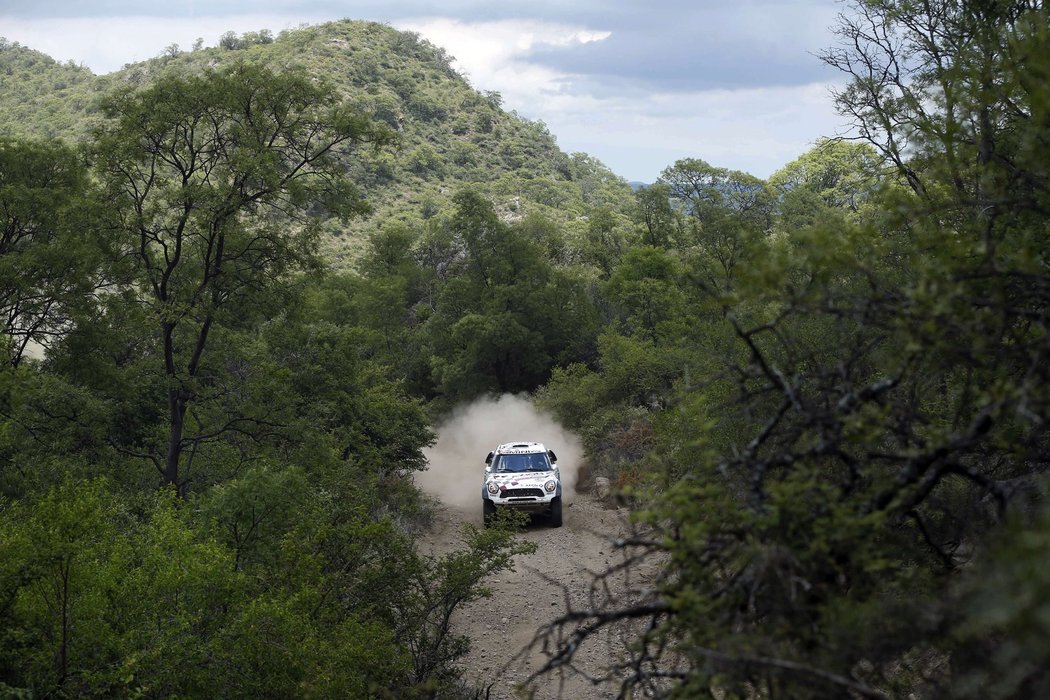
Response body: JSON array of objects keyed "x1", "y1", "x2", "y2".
[
  {"x1": 0, "y1": 39, "x2": 107, "y2": 140},
  {"x1": 0, "y1": 23, "x2": 632, "y2": 266}
]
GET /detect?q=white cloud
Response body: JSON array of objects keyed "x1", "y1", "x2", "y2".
[
  {"x1": 394, "y1": 17, "x2": 609, "y2": 101},
  {"x1": 547, "y1": 82, "x2": 849, "y2": 180},
  {"x1": 395, "y1": 18, "x2": 848, "y2": 180},
  {"x1": 0, "y1": 15, "x2": 320, "y2": 73}
]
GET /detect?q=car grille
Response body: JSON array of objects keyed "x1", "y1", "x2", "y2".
[{"x1": 502, "y1": 488, "x2": 545, "y2": 498}]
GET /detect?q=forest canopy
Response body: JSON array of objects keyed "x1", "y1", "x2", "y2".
[{"x1": 2, "y1": 1, "x2": 1050, "y2": 697}]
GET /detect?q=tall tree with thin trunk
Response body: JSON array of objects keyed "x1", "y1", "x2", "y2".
[{"x1": 92, "y1": 63, "x2": 390, "y2": 493}]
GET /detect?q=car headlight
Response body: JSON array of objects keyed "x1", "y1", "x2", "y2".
[
  {"x1": 544, "y1": 480, "x2": 557, "y2": 493},
  {"x1": 486, "y1": 481, "x2": 500, "y2": 495}
]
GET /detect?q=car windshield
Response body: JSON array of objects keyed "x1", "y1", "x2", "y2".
[{"x1": 493, "y1": 452, "x2": 551, "y2": 473}]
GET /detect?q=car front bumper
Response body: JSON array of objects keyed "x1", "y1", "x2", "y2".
[{"x1": 483, "y1": 479, "x2": 561, "y2": 513}]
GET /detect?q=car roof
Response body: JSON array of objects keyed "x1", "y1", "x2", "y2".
[{"x1": 494, "y1": 441, "x2": 547, "y2": 454}]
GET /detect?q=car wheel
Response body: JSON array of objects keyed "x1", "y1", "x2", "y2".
[
  {"x1": 483, "y1": 498, "x2": 496, "y2": 527},
  {"x1": 550, "y1": 497, "x2": 563, "y2": 528}
]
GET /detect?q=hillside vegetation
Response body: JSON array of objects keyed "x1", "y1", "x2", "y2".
[
  {"x1": 2, "y1": 1, "x2": 1050, "y2": 698},
  {"x1": 0, "y1": 22, "x2": 632, "y2": 266}
]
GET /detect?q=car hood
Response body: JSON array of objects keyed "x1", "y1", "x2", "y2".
[{"x1": 486, "y1": 471, "x2": 557, "y2": 487}]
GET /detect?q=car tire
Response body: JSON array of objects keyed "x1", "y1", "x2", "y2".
[
  {"x1": 550, "y1": 497, "x2": 563, "y2": 528},
  {"x1": 483, "y1": 498, "x2": 496, "y2": 527}
]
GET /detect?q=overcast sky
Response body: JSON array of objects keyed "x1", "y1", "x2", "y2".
[{"x1": 0, "y1": 1, "x2": 852, "y2": 182}]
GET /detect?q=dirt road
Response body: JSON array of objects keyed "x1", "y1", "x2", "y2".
[{"x1": 422, "y1": 494, "x2": 637, "y2": 699}]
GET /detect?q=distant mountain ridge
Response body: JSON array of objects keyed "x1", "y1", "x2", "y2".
[{"x1": 0, "y1": 23, "x2": 633, "y2": 265}]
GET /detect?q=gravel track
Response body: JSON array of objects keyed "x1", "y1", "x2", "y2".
[{"x1": 422, "y1": 494, "x2": 639, "y2": 699}]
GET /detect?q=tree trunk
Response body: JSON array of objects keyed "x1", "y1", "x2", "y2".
[{"x1": 164, "y1": 388, "x2": 187, "y2": 493}]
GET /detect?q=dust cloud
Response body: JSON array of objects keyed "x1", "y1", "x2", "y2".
[{"x1": 415, "y1": 394, "x2": 583, "y2": 509}]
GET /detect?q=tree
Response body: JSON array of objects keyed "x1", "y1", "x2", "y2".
[
  {"x1": 768, "y1": 138, "x2": 884, "y2": 227},
  {"x1": 659, "y1": 158, "x2": 774, "y2": 293},
  {"x1": 531, "y1": 1, "x2": 1050, "y2": 696},
  {"x1": 427, "y1": 190, "x2": 597, "y2": 400},
  {"x1": 633, "y1": 183, "x2": 680, "y2": 248},
  {"x1": 660, "y1": 158, "x2": 773, "y2": 226},
  {"x1": 0, "y1": 138, "x2": 106, "y2": 366},
  {"x1": 819, "y1": 0, "x2": 1046, "y2": 210},
  {"x1": 580, "y1": 204, "x2": 632, "y2": 277},
  {"x1": 603, "y1": 246, "x2": 685, "y2": 345},
  {"x1": 92, "y1": 63, "x2": 390, "y2": 493},
  {"x1": 218, "y1": 31, "x2": 240, "y2": 51},
  {"x1": 0, "y1": 479, "x2": 127, "y2": 695}
]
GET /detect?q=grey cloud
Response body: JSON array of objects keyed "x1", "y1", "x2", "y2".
[
  {"x1": 4, "y1": 0, "x2": 843, "y2": 92},
  {"x1": 525, "y1": 29, "x2": 838, "y2": 93},
  {"x1": 522, "y1": 3, "x2": 842, "y2": 92},
  {"x1": 6, "y1": 0, "x2": 835, "y2": 27},
  {"x1": 6, "y1": 0, "x2": 505, "y2": 19}
]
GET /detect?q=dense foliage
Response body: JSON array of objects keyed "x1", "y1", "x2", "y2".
[
  {"x1": 529, "y1": 1, "x2": 1050, "y2": 697},
  {"x1": 0, "y1": 60, "x2": 535, "y2": 697},
  {"x1": 2, "y1": 0, "x2": 1048, "y2": 697}
]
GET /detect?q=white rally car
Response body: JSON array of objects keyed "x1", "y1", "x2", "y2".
[{"x1": 482, "y1": 442, "x2": 563, "y2": 528}]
